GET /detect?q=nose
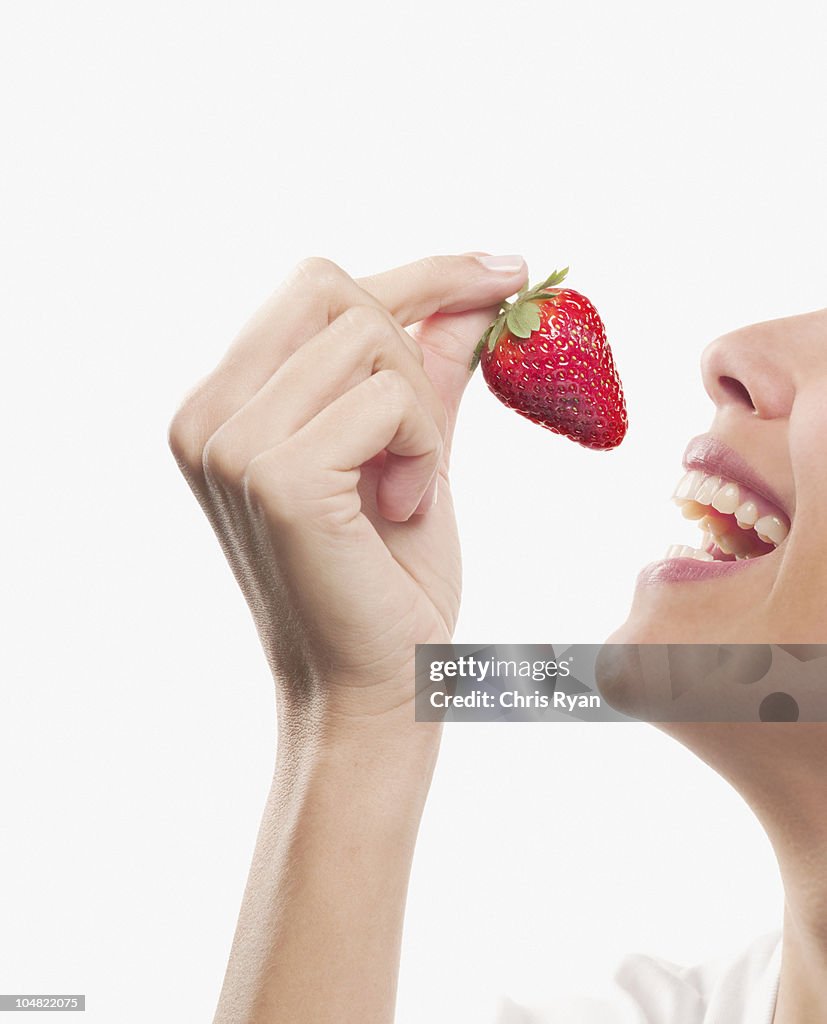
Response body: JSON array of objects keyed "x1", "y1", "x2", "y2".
[{"x1": 700, "y1": 319, "x2": 797, "y2": 421}]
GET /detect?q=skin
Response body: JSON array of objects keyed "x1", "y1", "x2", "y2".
[
  {"x1": 169, "y1": 256, "x2": 827, "y2": 1022},
  {"x1": 609, "y1": 306, "x2": 827, "y2": 1022}
]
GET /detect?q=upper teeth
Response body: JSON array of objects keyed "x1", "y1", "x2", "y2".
[
  {"x1": 670, "y1": 469, "x2": 790, "y2": 559},
  {"x1": 694, "y1": 474, "x2": 722, "y2": 505},
  {"x1": 735, "y1": 501, "x2": 758, "y2": 528},
  {"x1": 711, "y1": 482, "x2": 739, "y2": 514},
  {"x1": 754, "y1": 514, "x2": 788, "y2": 546}
]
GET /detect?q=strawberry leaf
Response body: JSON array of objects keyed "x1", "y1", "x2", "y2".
[
  {"x1": 506, "y1": 302, "x2": 541, "y2": 338},
  {"x1": 487, "y1": 315, "x2": 506, "y2": 352},
  {"x1": 537, "y1": 267, "x2": 569, "y2": 291},
  {"x1": 470, "y1": 323, "x2": 495, "y2": 370},
  {"x1": 469, "y1": 335, "x2": 486, "y2": 371}
]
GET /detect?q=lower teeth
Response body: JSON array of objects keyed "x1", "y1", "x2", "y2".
[{"x1": 665, "y1": 544, "x2": 714, "y2": 562}]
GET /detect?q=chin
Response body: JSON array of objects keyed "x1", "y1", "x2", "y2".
[
  {"x1": 598, "y1": 599, "x2": 763, "y2": 720},
  {"x1": 604, "y1": 602, "x2": 728, "y2": 646},
  {"x1": 605, "y1": 565, "x2": 778, "y2": 645}
]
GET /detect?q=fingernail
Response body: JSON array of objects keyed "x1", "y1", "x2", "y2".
[
  {"x1": 432, "y1": 478, "x2": 439, "y2": 506},
  {"x1": 474, "y1": 254, "x2": 526, "y2": 273}
]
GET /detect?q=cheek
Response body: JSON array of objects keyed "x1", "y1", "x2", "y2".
[
  {"x1": 775, "y1": 394, "x2": 827, "y2": 633},
  {"x1": 768, "y1": 571, "x2": 827, "y2": 641},
  {"x1": 789, "y1": 391, "x2": 827, "y2": 505}
]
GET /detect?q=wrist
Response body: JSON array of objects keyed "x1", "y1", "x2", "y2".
[{"x1": 276, "y1": 710, "x2": 442, "y2": 827}]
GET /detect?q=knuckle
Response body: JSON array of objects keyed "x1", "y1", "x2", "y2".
[
  {"x1": 417, "y1": 253, "x2": 459, "y2": 296},
  {"x1": 201, "y1": 430, "x2": 246, "y2": 488},
  {"x1": 240, "y1": 457, "x2": 268, "y2": 507},
  {"x1": 167, "y1": 397, "x2": 204, "y2": 471},
  {"x1": 242, "y1": 449, "x2": 296, "y2": 520},
  {"x1": 332, "y1": 301, "x2": 427, "y2": 375},
  {"x1": 418, "y1": 253, "x2": 449, "y2": 277},
  {"x1": 293, "y1": 255, "x2": 345, "y2": 291},
  {"x1": 371, "y1": 368, "x2": 410, "y2": 406},
  {"x1": 339, "y1": 305, "x2": 424, "y2": 371},
  {"x1": 340, "y1": 302, "x2": 389, "y2": 333}
]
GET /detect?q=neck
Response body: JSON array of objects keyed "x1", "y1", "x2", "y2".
[
  {"x1": 671, "y1": 723, "x2": 827, "y2": 1023},
  {"x1": 720, "y1": 725, "x2": 827, "y2": 1023},
  {"x1": 771, "y1": 817, "x2": 827, "y2": 1023},
  {"x1": 776, "y1": 904, "x2": 827, "y2": 1023}
]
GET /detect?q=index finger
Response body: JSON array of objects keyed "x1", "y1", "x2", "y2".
[{"x1": 357, "y1": 252, "x2": 527, "y2": 326}]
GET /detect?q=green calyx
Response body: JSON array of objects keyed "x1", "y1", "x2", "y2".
[{"x1": 468, "y1": 266, "x2": 569, "y2": 372}]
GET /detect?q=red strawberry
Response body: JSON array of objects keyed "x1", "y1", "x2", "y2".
[{"x1": 470, "y1": 268, "x2": 628, "y2": 450}]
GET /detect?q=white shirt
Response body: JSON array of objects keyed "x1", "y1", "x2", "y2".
[{"x1": 494, "y1": 931, "x2": 782, "y2": 1024}]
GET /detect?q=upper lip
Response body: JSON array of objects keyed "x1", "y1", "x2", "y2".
[{"x1": 682, "y1": 434, "x2": 792, "y2": 520}]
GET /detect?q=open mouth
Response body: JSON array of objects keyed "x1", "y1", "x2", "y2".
[{"x1": 668, "y1": 468, "x2": 790, "y2": 562}]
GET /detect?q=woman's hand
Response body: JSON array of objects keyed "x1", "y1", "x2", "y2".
[
  {"x1": 170, "y1": 253, "x2": 527, "y2": 1024},
  {"x1": 169, "y1": 253, "x2": 527, "y2": 727}
]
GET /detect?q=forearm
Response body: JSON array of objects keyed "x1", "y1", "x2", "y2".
[{"x1": 213, "y1": 716, "x2": 441, "y2": 1024}]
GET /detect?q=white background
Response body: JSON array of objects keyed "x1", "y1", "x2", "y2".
[{"x1": 2, "y1": 1, "x2": 825, "y2": 1020}]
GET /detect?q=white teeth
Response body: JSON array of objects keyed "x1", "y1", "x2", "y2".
[
  {"x1": 681, "y1": 500, "x2": 707, "y2": 520},
  {"x1": 711, "y1": 482, "x2": 740, "y2": 514},
  {"x1": 695, "y1": 475, "x2": 723, "y2": 504},
  {"x1": 670, "y1": 467, "x2": 790, "y2": 559},
  {"x1": 673, "y1": 470, "x2": 704, "y2": 500},
  {"x1": 665, "y1": 544, "x2": 714, "y2": 562},
  {"x1": 715, "y1": 532, "x2": 736, "y2": 555},
  {"x1": 754, "y1": 514, "x2": 789, "y2": 546},
  {"x1": 699, "y1": 514, "x2": 724, "y2": 538},
  {"x1": 735, "y1": 500, "x2": 758, "y2": 529}
]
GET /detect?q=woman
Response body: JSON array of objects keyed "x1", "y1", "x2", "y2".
[{"x1": 168, "y1": 252, "x2": 827, "y2": 1022}]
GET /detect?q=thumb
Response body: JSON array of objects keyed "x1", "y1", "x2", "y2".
[{"x1": 409, "y1": 302, "x2": 505, "y2": 455}]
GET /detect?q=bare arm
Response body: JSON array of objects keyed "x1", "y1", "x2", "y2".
[
  {"x1": 216, "y1": 719, "x2": 439, "y2": 1024},
  {"x1": 168, "y1": 252, "x2": 528, "y2": 1022}
]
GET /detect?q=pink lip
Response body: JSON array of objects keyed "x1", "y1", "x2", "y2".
[
  {"x1": 637, "y1": 555, "x2": 769, "y2": 585},
  {"x1": 682, "y1": 434, "x2": 791, "y2": 518}
]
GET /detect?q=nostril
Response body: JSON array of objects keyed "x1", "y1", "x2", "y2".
[{"x1": 719, "y1": 375, "x2": 756, "y2": 411}]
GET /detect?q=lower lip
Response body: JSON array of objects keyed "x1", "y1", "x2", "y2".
[{"x1": 636, "y1": 556, "x2": 766, "y2": 584}]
